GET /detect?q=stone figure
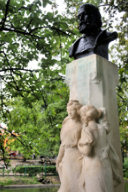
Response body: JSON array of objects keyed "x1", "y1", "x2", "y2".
[
  {"x1": 78, "y1": 105, "x2": 114, "y2": 192},
  {"x1": 69, "y1": 3, "x2": 118, "y2": 60},
  {"x1": 56, "y1": 100, "x2": 83, "y2": 192}
]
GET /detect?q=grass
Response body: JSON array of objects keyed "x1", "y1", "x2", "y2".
[
  {"x1": 0, "y1": 175, "x2": 60, "y2": 186},
  {"x1": 0, "y1": 176, "x2": 40, "y2": 186}
]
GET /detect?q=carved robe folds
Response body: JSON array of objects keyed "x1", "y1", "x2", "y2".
[
  {"x1": 56, "y1": 100, "x2": 82, "y2": 192},
  {"x1": 78, "y1": 123, "x2": 113, "y2": 192},
  {"x1": 57, "y1": 102, "x2": 122, "y2": 192}
]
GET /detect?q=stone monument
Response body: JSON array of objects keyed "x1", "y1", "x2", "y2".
[{"x1": 56, "y1": 3, "x2": 124, "y2": 192}]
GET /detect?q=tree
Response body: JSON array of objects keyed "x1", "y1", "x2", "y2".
[
  {"x1": 101, "y1": 0, "x2": 128, "y2": 161},
  {"x1": 0, "y1": 0, "x2": 127, "y2": 163},
  {"x1": 0, "y1": 0, "x2": 71, "y2": 160}
]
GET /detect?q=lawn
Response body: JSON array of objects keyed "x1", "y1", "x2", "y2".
[
  {"x1": 0, "y1": 176, "x2": 40, "y2": 186},
  {"x1": 0, "y1": 176, "x2": 60, "y2": 186}
]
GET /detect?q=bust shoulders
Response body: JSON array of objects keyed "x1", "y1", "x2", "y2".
[{"x1": 69, "y1": 30, "x2": 117, "y2": 60}]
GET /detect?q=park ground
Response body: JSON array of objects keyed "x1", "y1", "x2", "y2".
[
  {"x1": 0, "y1": 157, "x2": 60, "y2": 186},
  {"x1": 0, "y1": 176, "x2": 60, "y2": 186}
]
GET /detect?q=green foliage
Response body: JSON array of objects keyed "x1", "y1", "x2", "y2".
[
  {"x1": 13, "y1": 165, "x2": 57, "y2": 176},
  {"x1": 6, "y1": 95, "x2": 68, "y2": 158},
  {"x1": 0, "y1": 0, "x2": 71, "y2": 159},
  {"x1": 120, "y1": 124, "x2": 128, "y2": 161},
  {"x1": 0, "y1": 176, "x2": 39, "y2": 186},
  {"x1": 103, "y1": 0, "x2": 128, "y2": 161},
  {"x1": 0, "y1": 0, "x2": 127, "y2": 167},
  {"x1": 123, "y1": 158, "x2": 128, "y2": 178},
  {"x1": 14, "y1": 165, "x2": 43, "y2": 176}
]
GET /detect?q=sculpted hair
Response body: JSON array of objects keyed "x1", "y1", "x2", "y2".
[
  {"x1": 78, "y1": 3, "x2": 102, "y2": 28},
  {"x1": 80, "y1": 105, "x2": 102, "y2": 121},
  {"x1": 67, "y1": 100, "x2": 82, "y2": 112}
]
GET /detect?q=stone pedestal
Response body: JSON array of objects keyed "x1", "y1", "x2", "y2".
[{"x1": 66, "y1": 54, "x2": 124, "y2": 192}]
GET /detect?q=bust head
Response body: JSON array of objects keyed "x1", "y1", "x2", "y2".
[
  {"x1": 78, "y1": 3, "x2": 102, "y2": 35},
  {"x1": 67, "y1": 100, "x2": 82, "y2": 119}
]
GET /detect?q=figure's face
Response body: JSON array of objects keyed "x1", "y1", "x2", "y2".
[
  {"x1": 67, "y1": 105, "x2": 77, "y2": 119},
  {"x1": 78, "y1": 9, "x2": 97, "y2": 34}
]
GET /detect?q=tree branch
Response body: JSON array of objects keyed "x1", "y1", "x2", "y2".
[
  {"x1": 0, "y1": 68, "x2": 39, "y2": 73},
  {"x1": 1, "y1": 0, "x2": 11, "y2": 29},
  {"x1": 0, "y1": 24, "x2": 72, "y2": 39},
  {"x1": 0, "y1": 126, "x2": 32, "y2": 149},
  {"x1": 0, "y1": 26, "x2": 41, "y2": 39},
  {"x1": 29, "y1": 26, "x2": 72, "y2": 36},
  {"x1": 0, "y1": 51, "x2": 39, "y2": 73}
]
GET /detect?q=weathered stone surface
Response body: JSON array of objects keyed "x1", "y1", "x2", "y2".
[
  {"x1": 56, "y1": 100, "x2": 82, "y2": 192},
  {"x1": 65, "y1": 54, "x2": 124, "y2": 192}
]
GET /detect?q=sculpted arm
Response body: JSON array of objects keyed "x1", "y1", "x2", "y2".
[
  {"x1": 78, "y1": 121, "x2": 99, "y2": 157},
  {"x1": 78, "y1": 126, "x2": 94, "y2": 156},
  {"x1": 56, "y1": 117, "x2": 69, "y2": 170},
  {"x1": 56, "y1": 144, "x2": 65, "y2": 171}
]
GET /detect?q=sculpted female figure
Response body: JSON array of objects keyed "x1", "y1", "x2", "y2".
[
  {"x1": 56, "y1": 100, "x2": 82, "y2": 192},
  {"x1": 78, "y1": 105, "x2": 114, "y2": 192}
]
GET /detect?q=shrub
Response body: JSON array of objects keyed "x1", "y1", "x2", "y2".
[
  {"x1": 13, "y1": 165, "x2": 57, "y2": 176},
  {"x1": 123, "y1": 158, "x2": 128, "y2": 178}
]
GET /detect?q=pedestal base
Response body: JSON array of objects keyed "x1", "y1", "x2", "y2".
[{"x1": 66, "y1": 54, "x2": 124, "y2": 192}]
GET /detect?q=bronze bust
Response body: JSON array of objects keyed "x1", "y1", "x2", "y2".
[{"x1": 69, "y1": 3, "x2": 118, "y2": 60}]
